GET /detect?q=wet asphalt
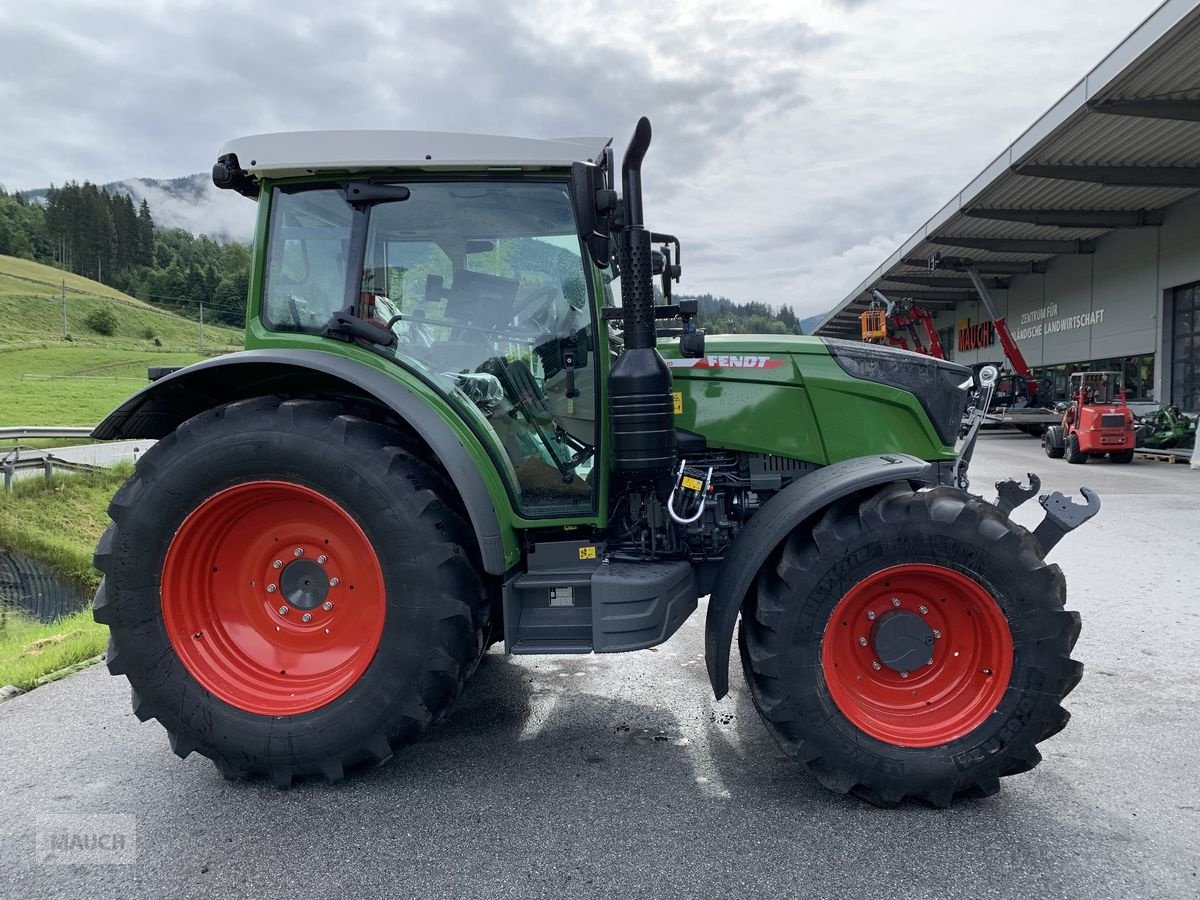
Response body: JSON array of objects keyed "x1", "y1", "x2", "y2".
[{"x1": 0, "y1": 432, "x2": 1197, "y2": 900}]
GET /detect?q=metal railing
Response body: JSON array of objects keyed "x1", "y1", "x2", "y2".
[
  {"x1": 0, "y1": 426, "x2": 95, "y2": 441},
  {"x1": 2, "y1": 447, "x2": 102, "y2": 492}
]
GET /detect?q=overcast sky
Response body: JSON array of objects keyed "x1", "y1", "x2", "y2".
[{"x1": 0, "y1": 0, "x2": 1165, "y2": 317}]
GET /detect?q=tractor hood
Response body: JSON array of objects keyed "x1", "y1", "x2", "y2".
[{"x1": 660, "y1": 334, "x2": 966, "y2": 465}]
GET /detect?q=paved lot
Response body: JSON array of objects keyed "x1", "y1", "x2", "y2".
[{"x1": 1, "y1": 433, "x2": 1198, "y2": 900}]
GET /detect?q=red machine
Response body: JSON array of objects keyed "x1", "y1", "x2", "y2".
[
  {"x1": 862, "y1": 290, "x2": 946, "y2": 359},
  {"x1": 929, "y1": 255, "x2": 1049, "y2": 407},
  {"x1": 1043, "y1": 371, "x2": 1136, "y2": 464}
]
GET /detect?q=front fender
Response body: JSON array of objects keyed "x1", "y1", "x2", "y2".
[
  {"x1": 93, "y1": 348, "x2": 513, "y2": 575},
  {"x1": 704, "y1": 453, "x2": 940, "y2": 699}
]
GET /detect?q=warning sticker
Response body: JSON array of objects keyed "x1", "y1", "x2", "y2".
[
  {"x1": 681, "y1": 475, "x2": 703, "y2": 492},
  {"x1": 578, "y1": 546, "x2": 597, "y2": 560},
  {"x1": 672, "y1": 391, "x2": 683, "y2": 414}
]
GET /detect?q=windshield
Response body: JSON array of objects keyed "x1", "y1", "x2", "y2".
[{"x1": 262, "y1": 181, "x2": 598, "y2": 518}]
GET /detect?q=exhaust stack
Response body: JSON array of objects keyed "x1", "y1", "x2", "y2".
[{"x1": 609, "y1": 118, "x2": 677, "y2": 489}]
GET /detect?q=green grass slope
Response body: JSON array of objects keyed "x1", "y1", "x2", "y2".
[{"x1": 0, "y1": 254, "x2": 244, "y2": 425}]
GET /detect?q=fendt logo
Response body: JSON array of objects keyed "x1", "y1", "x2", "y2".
[{"x1": 666, "y1": 356, "x2": 787, "y2": 369}]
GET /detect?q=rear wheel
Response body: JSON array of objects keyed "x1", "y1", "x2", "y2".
[
  {"x1": 739, "y1": 484, "x2": 1081, "y2": 807},
  {"x1": 93, "y1": 397, "x2": 491, "y2": 786},
  {"x1": 1109, "y1": 449, "x2": 1135, "y2": 464},
  {"x1": 1065, "y1": 433, "x2": 1088, "y2": 464}
]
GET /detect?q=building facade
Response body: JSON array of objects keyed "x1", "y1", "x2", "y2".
[{"x1": 815, "y1": 0, "x2": 1200, "y2": 412}]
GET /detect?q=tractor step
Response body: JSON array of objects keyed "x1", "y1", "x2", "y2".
[{"x1": 502, "y1": 542, "x2": 698, "y2": 655}]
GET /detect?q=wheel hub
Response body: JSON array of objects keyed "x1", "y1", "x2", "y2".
[
  {"x1": 160, "y1": 481, "x2": 386, "y2": 716},
  {"x1": 871, "y1": 609, "x2": 934, "y2": 674},
  {"x1": 279, "y1": 559, "x2": 330, "y2": 611}
]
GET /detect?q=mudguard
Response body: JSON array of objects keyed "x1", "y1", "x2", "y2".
[
  {"x1": 704, "y1": 453, "x2": 939, "y2": 699},
  {"x1": 92, "y1": 349, "x2": 509, "y2": 574}
]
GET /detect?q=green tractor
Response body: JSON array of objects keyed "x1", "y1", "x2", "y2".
[{"x1": 92, "y1": 118, "x2": 1095, "y2": 806}]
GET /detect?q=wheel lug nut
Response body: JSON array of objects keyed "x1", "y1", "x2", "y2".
[
  {"x1": 293, "y1": 547, "x2": 304, "y2": 557},
  {"x1": 317, "y1": 555, "x2": 328, "y2": 565},
  {"x1": 858, "y1": 636, "x2": 868, "y2": 646},
  {"x1": 277, "y1": 605, "x2": 288, "y2": 615},
  {"x1": 322, "y1": 601, "x2": 333, "y2": 611},
  {"x1": 301, "y1": 613, "x2": 312, "y2": 623},
  {"x1": 927, "y1": 658, "x2": 934, "y2": 666},
  {"x1": 267, "y1": 584, "x2": 277, "y2": 593},
  {"x1": 933, "y1": 629, "x2": 942, "y2": 639},
  {"x1": 891, "y1": 598, "x2": 901, "y2": 607},
  {"x1": 329, "y1": 577, "x2": 340, "y2": 587},
  {"x1": 919, "y1": 605, "x2": 928, "y2": 615},
  {"x1": 272, "y1": 560, "x2": 282, "y2": 570},
  {"x1": 866, "y1": 611, "x2": 876, "y2": 621},
  {"x1": 871, "y1": 661, "x2": 881, "y2": 671},
  {"x1": 900, "y1": 671, "x2": 909, "y2": 679}
]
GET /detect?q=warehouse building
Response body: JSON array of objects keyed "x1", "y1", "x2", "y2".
[{"x1": 814, "y1": 0, "x2": 1200, "y2": 411}]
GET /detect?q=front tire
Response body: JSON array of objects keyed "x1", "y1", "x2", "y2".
[
  {"x1": 1065, "y1": 433, "x2": 1088, "y2": 464},
  {"x1": 93, "y1": 397, "x2": 490, "y2": 786},
  {"x1": 739, "y1": 484, "x2": 1081, "y2": 807},
  {"x1": 1043, "y1": 426, "x2": 1064, "y2": 459}
]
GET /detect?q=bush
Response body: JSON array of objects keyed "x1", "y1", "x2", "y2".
[
  {"x1": 84, "y1": 306, "x2": 119, "y2": 336},
  {"x1": 141, "y1": 326, "x2": 156, "y2": 340}
]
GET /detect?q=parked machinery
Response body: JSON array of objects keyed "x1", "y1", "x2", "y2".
[
  {"x1": 1134, "y1": 405, "x2": 1196, "y2": 450},
  {"x1": 1043, "y1": 371, "x2": 1136, "y2": 464},
  {"x1": 860, "y1": 291, "x2": 947, "y2": 359}
]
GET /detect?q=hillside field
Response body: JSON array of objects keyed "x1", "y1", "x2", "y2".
[{"x1": 0, "y1": 254, "x2": 242, "y2": 426}]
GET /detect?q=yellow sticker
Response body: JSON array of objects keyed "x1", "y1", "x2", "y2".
[
  {"x1": 681, "y1": 475, "x2": 703, "y2": 492},
  {"x1": 578, "y1": 546, "x2": 598, "y2": 560},
  {"x1": 672, "y1": 391, "x2": 683, "y2": 414}
]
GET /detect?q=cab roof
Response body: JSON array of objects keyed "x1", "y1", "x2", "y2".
[{"x1": 217, "y1": 130, "x2": 611, "y2": 181}]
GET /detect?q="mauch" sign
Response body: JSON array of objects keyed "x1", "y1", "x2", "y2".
[{"x1": 958, "y1": 318, "x2": 996, "y2": 352}]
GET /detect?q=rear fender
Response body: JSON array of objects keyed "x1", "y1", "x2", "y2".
[
  {"x1": 93, "y1": 349, "x2": 511, "y2": 574},
  {"x1": 704, "y1": 454, "x2": 941, "y2": 699}
]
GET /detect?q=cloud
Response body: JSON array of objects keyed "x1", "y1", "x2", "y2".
[{"x1": 0, "y1": 0, "x2": 1164, "y2": 316}]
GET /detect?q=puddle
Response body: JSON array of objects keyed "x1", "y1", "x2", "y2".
[{"x1": 0, "y1": 549, "x2": 91, "y2": 623}]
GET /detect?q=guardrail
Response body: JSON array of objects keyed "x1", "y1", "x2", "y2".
[
  {"x1": 2, "y1": 449, "x2": 101, "y2": 493},
  {"x1": 0, "y1": 426, "x2": 95, "y2": 441}
]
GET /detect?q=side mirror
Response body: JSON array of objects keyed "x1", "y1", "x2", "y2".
[{"x1": 571, "y1": 161, "x2": 613, "y2": 268}]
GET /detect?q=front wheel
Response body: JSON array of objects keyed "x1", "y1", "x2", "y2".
[
  {"x1": 1043, "y1": 426, "x2": 1065, "y2": 459},
  {"x1": 94, "y1": 397, "x2": 491, "y2": 786},
  {"x1": 739, "y1": 485, "x2": 1081, "y2": 807},
  {"x1": 1065, "y1": 433, "x2": 1089, "y2": 464}
]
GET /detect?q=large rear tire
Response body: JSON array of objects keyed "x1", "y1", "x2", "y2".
[
  {"x1": 93, "y1": 397, "x2": 491, "y2": 786},
  {"x1": 739, "y1": 484, "x2": 1081, "y2": 807},
  {"x1": 1109, "y1": 449, "x2": 1135, "y2": 464}
]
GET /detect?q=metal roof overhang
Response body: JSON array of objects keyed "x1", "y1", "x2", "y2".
[{"x1": 814, "y1": 0, "x2": 1200, "y2": 338}]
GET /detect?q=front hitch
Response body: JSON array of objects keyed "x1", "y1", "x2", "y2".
[{"x1": 1032, "y1": 487, "x2": 1101, "y2": 554}]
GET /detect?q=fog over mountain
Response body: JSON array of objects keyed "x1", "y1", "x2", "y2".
[{"x1": 24, "y1": 175, "x2": 253, "y2": 244}]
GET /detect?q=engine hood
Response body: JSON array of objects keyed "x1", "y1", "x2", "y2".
[{"x1": 657, "y1": 333, "x2": 963, "y2": 464}]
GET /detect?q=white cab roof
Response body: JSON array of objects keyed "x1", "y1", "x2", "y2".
[{"x1": 217, "y1": 130, "x2": 610, "y2": 180}]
